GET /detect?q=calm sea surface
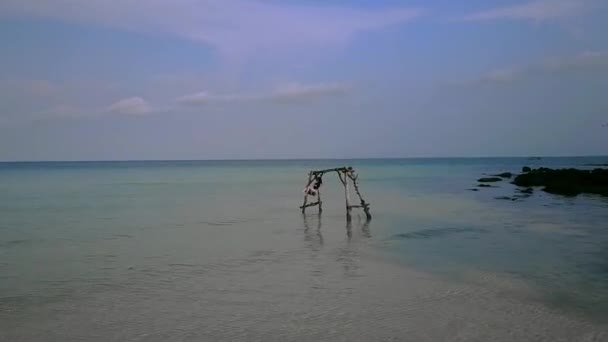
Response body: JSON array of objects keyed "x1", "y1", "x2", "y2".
[{"x1": 1, "y1": 158, "x2": 608, "y2": 341}]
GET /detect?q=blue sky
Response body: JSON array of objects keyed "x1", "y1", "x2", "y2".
[{"x1": 0, "y1": 0, "x2": 607, "y2": 160}]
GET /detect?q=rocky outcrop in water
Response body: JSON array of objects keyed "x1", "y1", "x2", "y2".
[
  {"x1": 518, "y1": 187, "x2": 534, "y2": 195},
  {"x1": 478, "y1": 177, "x2": 503, "y2": 183},
  {"x1": 492, "y1": 172, "x2": 513, "y2": 178},
  {"x1": 513, "y1": 168, "x2": 608, "y2": 197}
]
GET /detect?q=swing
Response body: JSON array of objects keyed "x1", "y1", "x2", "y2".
[{"x1": 300, "y1": 166, "x2": 371, "y2": 222}]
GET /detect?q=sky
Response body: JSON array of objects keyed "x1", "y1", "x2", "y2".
[{"x1": 0, "y1": 0, "x2": 607, "y2": 160}]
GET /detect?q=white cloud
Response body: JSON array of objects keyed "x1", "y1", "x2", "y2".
[
  {"x1": 106, "y1": 97, "x2": 152, "y2": 115},
  {"x1": 542, "y1": 51, "x2": 608, "y2": 71},
  {"x1": 21, "y1": 80, "x2": 58, "y2": 97},
  {"x1": 0, "y1": 79, "x2": 59, "y2": 97},
  {"x1": 3, "y1": 81, "x2": 350, "y2": 124},
  {"x1": 43, "y1": 97, "x2": 155, "y2": 121},
  {"x1": 462, "y1": 0, "x2": 596, "y2": 22},
  {"x1": 476, "y1": 51, "x2": 608, "y2": 83},
  {"x1": 176, "y1": 82, "x2": 351, "y2": 106},
  {"x1": 176, "y1": 92, "x2": 213, "y2": 106},
  {"x1": 44, "y1": 105, "x2": 82, "y2": 118},
  {"x1": 272, "y1": 83, "x2": 349, "y2": 102},
  {"x1": 0, "y1": 0, "x2": 422, "y2": 59},
  {"x1": 176, "y1": 91, "x2": 257, "y2": 106}
]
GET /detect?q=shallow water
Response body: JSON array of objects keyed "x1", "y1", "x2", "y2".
[{"x1": 1, "y1": 158, "x2": 608, "y2": 341}]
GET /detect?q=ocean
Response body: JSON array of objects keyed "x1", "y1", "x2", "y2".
[{"x1": 1, "y1": 158, "x2": 608, "y2": 341}]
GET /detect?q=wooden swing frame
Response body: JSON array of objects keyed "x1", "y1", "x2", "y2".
[{"x1": 300, "y1": 166, "x2": 371, "y2": 222}]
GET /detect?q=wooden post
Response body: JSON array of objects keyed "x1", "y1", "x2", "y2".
[
  {"x1": 301, "y1": 171, "x2": 313, "y2": 214},
  {"x1": 338, "y1": 170, "x2": 352, "y2": 222},
  {"x1": 349, "y1": 173, "x2": 372, "y2": 221},
  {"x1": 345, "y1": 171, "x2": 352, "y2": 222},
  {"x1": 317, "y1": 186, "x2": 322, "y2": 213}
]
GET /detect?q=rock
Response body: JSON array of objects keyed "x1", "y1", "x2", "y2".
[
  {"x1": 522, "y1": 166, "x2": 532, "y2": 173},
  {"x1": 477, "y1": 184, "x2": 496, "y2": 188},
  {"x1": 495, "y1": 196, "x2": 513, "y2": 200},
  {"x1": 543, "y1": 184, "x2": 581, "y2": 197},
  {"x1": 492, "y1": 172, "x2": 513, "y2": 178},
  {"x1": 513, "y1": 167, "x2": 608, "y2": 197},
  {"x1": 468, "y1": 188, "x2": 479, "y2": 191},
  {"x1": 519, "y1": 187, "x2": 534, "y2": 194},
  {"x1": 478, "y1": 177, "x2": 503, "y2": 183}
]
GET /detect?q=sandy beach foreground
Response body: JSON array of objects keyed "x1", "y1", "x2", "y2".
[{"x1": 2, "y1": 216, "x2": 607, "y2": 341}]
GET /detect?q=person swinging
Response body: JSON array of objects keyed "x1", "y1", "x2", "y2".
[{"x1": 304, "y1": 175, "x2": 323, "y2": 196}]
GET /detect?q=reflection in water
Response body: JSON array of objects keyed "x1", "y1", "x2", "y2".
[
  {"x1": 346, "y1": 220, "x2": 352, "y2": 239},
  {"x1": 302, "y1": 213, "x2": 323, "y2": 251},
  {"x1": 361, "y1": 220, "x2": 371, "y2": 238},
  {"x1": 346, "y1": 215, "x2": 372, "y2": 241},
  {"x1": 301, "y1": 214, "x2": 373, "y2": 281},
  {"x1": 302, "y1": 213, "x2": 371, "y2": 244},
  {"x1": 341, "y1": 217, "x2": 372, "y2": 278}
]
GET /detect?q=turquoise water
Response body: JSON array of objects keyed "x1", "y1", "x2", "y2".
[{"x1": 1, "y1": 158, "x2": 608, "y2": 341}]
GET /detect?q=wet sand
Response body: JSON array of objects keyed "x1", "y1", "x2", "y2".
[{"x1": 2, "y1": 217, "x2": 607, "y2": 342}]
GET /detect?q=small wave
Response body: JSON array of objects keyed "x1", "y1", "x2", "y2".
[
  {"x1": 103, "y1": 234, "x2": 134, "y2": 241},
  {"x1": 113, "y1": 234, "x2": 134, "y2": 238},
  {"x1": 120, "y1": 182, "x2": 173, "y2": 186},
  {"x1": 168, "y1": 263, "x2": 197, "y2": 268},
  {"x1": 198, "y1": 218, "x2": 261, "y2": 227},
  {"x1": 200, "y1": 221, "x2": 236, "y2": 226},
  {"x1": 0, "y1": 239, "x2": 35, "y2": 248},
  {"x1": 249, "y1": 250, "x2": 275, "y2": 258},
  {"x1": 393, "y1": 227, "x2": 488, "y2": 240}
]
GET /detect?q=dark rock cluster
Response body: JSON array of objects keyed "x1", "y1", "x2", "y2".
[
  {"x1": 471, "y1": 166, "x2": 608, "y2": 199},
  {"x1": 477, "y1": 177, "x2": 503, "y2": 183},
  {"x1": 513, "y1": 167, "x2": 608, "y2": 197}
]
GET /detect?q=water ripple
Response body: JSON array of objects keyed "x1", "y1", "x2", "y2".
[{"x1": 393, "y1": 227, "x2": 488, "y2": 240}]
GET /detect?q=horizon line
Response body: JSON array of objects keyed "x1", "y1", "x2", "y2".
[{"x1": 1, "y1": 155, "x2": 607, "y2": 163}]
